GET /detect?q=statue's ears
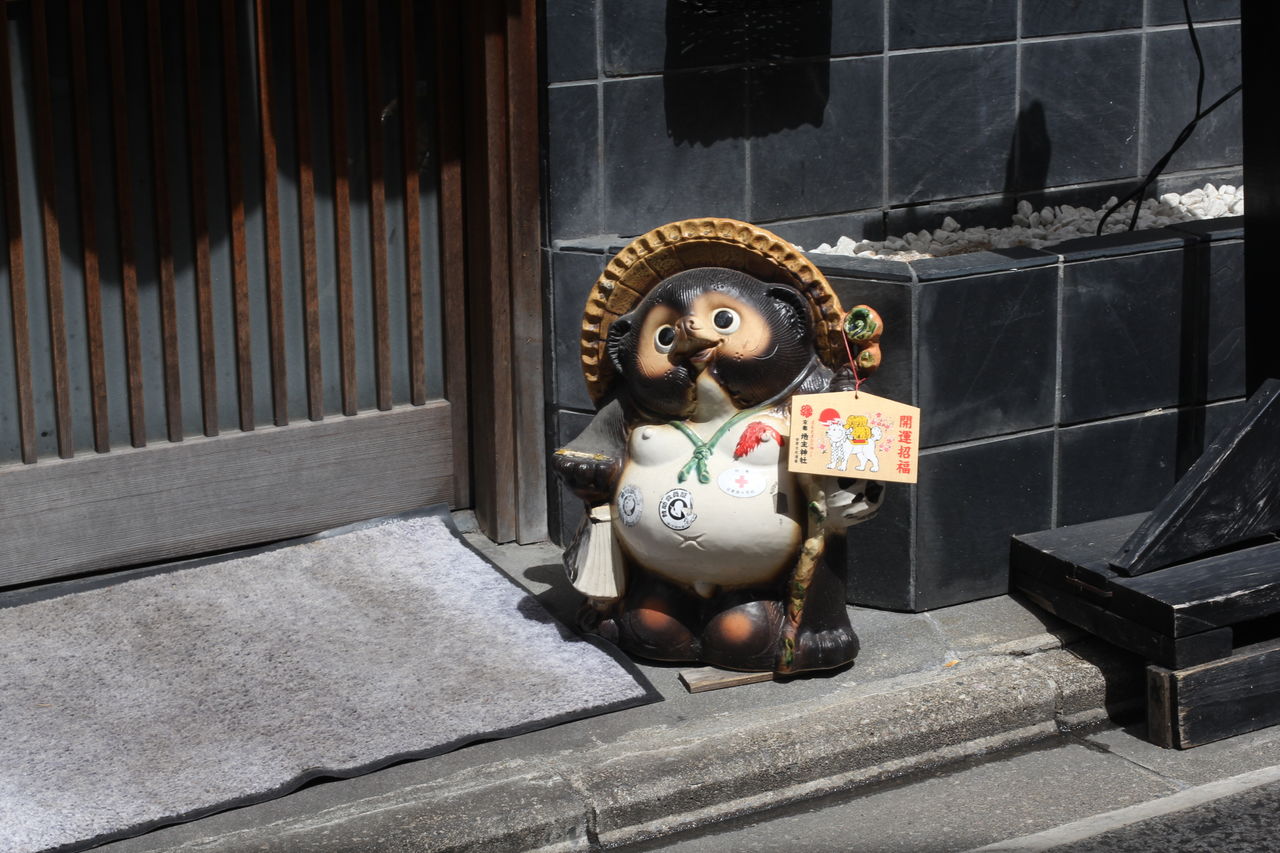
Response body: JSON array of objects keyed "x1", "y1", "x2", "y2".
[
  {"x1": 766, "y1": 285, "x2": 812, "y2": 330},
  {"x1": 605, "y1": 316, "x2": 633, "y2": 375}
]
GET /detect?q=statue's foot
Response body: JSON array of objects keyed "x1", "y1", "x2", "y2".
[
  {"x1": 781, "y1": 622, "x2": 860, "y2": 674},
  {"x1": 700, "y1": 600, "x2": 784, "y2": 672},
  {"x1": 601, "y1": 594, "x2": 700, "y2": 663}
]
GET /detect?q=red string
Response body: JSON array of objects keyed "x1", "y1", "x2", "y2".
[{"x1": 839, "y1": 314, "x2": 865, "y2": 398}]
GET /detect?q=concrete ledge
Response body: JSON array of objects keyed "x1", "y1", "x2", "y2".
[{"x1": 137, "y1": 642, "x2": 1140, "y2": 852}]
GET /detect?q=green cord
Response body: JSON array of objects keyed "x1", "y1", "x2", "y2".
[{"x1": 669, "y1": 408, "x2": 768, "y2": 484}]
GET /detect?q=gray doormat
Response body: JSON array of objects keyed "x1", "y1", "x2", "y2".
[{"x1": 0, "y1": 507, "x2": 656, "y2": 853}]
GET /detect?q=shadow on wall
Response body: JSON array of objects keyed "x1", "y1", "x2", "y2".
[{"x1": 664, "y1": 0, "x2": 832, "y2": 146}]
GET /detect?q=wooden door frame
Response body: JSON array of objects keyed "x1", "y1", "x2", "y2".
[{"x1": 447, "y1": 0, "x2": 547, "y2": 544}]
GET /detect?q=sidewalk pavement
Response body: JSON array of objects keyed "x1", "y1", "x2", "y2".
[{"x1": 103, "y1": 523, "x2": 1147, "y2": 853}]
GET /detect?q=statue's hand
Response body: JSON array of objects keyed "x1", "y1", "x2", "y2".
[
  {"x1": 824, "y1": 479, "x2": 885, "y2": 529},
  {"x1": 552, "y1": 448, "x2": 621, "y2": 504}
]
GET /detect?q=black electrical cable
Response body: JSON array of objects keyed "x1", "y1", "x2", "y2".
[{"x1": 1096, "y1": 0, "x2": 1243, "y2": 236}]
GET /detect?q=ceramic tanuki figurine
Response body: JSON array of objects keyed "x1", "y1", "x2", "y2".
[{"x1": 554, "y1": 218, "x2": 884, "y2": 674}]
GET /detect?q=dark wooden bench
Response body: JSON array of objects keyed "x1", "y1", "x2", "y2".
[{"x1": 1011, "y1": 379, "x2": 1280, "y2": 749}]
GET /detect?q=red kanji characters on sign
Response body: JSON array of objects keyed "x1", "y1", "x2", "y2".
[
  {"x1": 899, "y1": 414, "x2": 913, "y2": 428},
  {"x1": 898, "y1": 429, "x2": 913, "y2": 444},
  {"x1": 896, "y1": 460, "x2": 911, "y2": 474}
]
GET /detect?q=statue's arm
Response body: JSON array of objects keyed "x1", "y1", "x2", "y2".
[{"x1": 551, "y1": 398, "x2": 628, "y2": 505}]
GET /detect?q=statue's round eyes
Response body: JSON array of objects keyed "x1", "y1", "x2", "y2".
[
  {"x1": 654, "y1": 325, "x2": 677, "y2": 353},
  {"x1": 712, "y1": 308, "x2": 741, "y2": 333}
]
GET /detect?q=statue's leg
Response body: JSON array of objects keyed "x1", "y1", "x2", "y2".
[
  {"x1": 599, "y1": 571, "x2": 700, "y2": 662},
  {"x1": 700, "y1": 588, "x2": 785, "y2": 672},
  {"x1": 787, "y1": 553, "x2": 859, "y2": 673}
]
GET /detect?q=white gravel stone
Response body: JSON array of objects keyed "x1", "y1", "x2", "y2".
[{"x1": 801, "y1": 183, "x2": 1243, "y2": 260}]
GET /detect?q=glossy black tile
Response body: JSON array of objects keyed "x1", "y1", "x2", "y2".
[
  {"x1": 748, "y1": 57, "x2": 883, "y2": 220},
  {"x1": 1018, "y1": 34, "x2": 1141, "y2": 189},
  {"x1": 889, "y1": 0, "x2": 1016, "y2": 49},
  {"x1": 1059, "y1": 249, "x2": 1186, "y2": 423},
  {"x1": 1022, "y1": 0, "x2": 1142, "y2": 37},
  {"x1": 602, "y1": 74, "x2": 749, "y2": 237},
  {"x1": 546, "y1": 0, "x2": 599, "y2": 83},
  {"x1": 1147, "y1": 0, "x2": 1240, "y2": 26},
  {"x1": 546, "y1": 85, "x2": 601, "y2": 241},
  {"x1": 915, "y1": 431, "x2": 1055, "y2": 610},
  {"x1": 551, "y1": 251, "x2": 606, "y2": 412},
  {"x1": 1142, "y1": 25, "x2": 1242, "y2": 174},
  {"x1": 1057, "y1": 411, "x2": 1180, "y2": 527},
  {"x1": 600, "y1": 0, "x2": 669, "y2": 76},
  {"x1": 917, "y1": 267, "x2": 1058, "y2": 446},
  {"x1": 887, "y1": 46, "x2": 1017, "y2": 204},
  {"x1": 831, "y1": 0, "x2": 884, "y2": 57}
]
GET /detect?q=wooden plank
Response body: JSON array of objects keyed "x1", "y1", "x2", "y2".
[
  {"x1": 184, "y1": 0, "x2": 219, "y2": 437},
  {"x1": 107, "y1": 0, "x2": 146, "y2": 448},
  {"x1": 464, "y1": 0, "x2": 516, "y2": 541},
  {"x1": 0, "y1": 10, "x2": 37, "y2": 463},
  {"x1": 256, "y1": 0, "x2": 288, "y2": 426},
  {"x1": 292, "y1": 0, "x2": 323, "y2": 420},
  {"x1": 68, "y1": 0, "x2": 110, "y2": 453},
  {"x1": 221, "y1": 0, "x2": 254, "y2": 431},
  {"x1": 1010, "y1": 514, "x2": 1143, "y2": 594},
  {"x1": 679, "y1": 667, "x2": 774, "y2": 694},
  {"x1": 328, "y1": 0, "x2": 356, "y2": 416},
  {"x1": 1147, "y1": 636, "x2": 1280, "y2": 749},
  {"x1": 146, "y1": 0, "x2": 184, "y2": 443},
  {"x1": 434, "y1": 0, "x2": 470, "y2": 508},
  {"x1": 505, "y1": 0, "x2": 546, "y2": 543},
  {"x1": 1110, "y1": 541, "x2": 1280, "y2": 637},
  {"x1": 363, "y1": 0, "x2": 391, "y2": 411},
  {"x1": 30, "y1": 0, "x2": 74, "y2": 457},
  {"x1": 1017, "y1": 576, "x2": 1233, "y2": 670},
  {"x1": 1112, "y1": 378, "x2": 1280, "y2": 576},
  {"x1": 0, "y1": 402, "x2": 453, "y2": 588},
  {"x1": 399, "y1": 0, "x2": 426, "y2": 407}
]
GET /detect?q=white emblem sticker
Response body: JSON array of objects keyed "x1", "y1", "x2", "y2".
[
  {"x1": 717, "y1": 466, "x2": 768, "y2": 498},
  {"x1": 658, "y1": 488, "x2": 697, "y2": 530},
  {"x1": 617, "y1": 485, "x2": 643, "y2": 527}
]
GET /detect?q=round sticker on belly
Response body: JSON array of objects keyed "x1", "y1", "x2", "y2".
[
  {"x1": 658, "y1": 488, "x2": 697, "y2": 530},
  {"x1": 717, "y1": 466, "x2": 768, "y2": 498},
  {"x1": 617, "y1": 485, "x2": 643, "y2": 527}
]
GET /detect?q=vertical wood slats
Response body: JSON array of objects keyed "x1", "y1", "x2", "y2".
[
  {"x1": 363, "y1": 1, "x2": 391, "y2": 411},
  {"x1": 147, "y1": 0, "x2": 184, "y2": 443},
  {"x1": 30, "y1": 0, "x2": 74, "y2": 458},
  {"x1": 400, "y1": 0, "x2": 426, "y2": 407},
  {"x1": 107, "y1": 0, "x2": 147, "y2": 448},
  {"x1": 184, "y1": 0, "x2": 219, "y2": 437},
  {"x1": 2, "y1": 0, "x2": 448, "y2": 466},
  {"x1": 255, "y1": 0, "x2": 288, "y2": 426},
  {"x1": 328, "y1": 0, "x2": 357, "y2": 416},
  {"x1": 292, "y1": 0, "x2": 323, "y2": 421},
  {"x1": 67, "y1": 0, "x2": 110, "y2": 452},
  {"x1": 0, "y1": 5, "x2": 37, "y2": 464},
  {"x1": 221, "y1": 0, "x2": 254, "y2": 432},
  {"x1": 435, "y1": 0, "x2": 471, "y2": 509}
]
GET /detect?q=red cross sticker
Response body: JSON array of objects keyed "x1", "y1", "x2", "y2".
[{"x1": 735, "y1": 473, "x2": 750, "y2": 488}]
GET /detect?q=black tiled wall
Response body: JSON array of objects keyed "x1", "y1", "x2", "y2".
[
  {"x1": 543, "y1": 0, "x2": 1246, "y2": 611},
  {"x1": 544, "y1": 0, "x2": 1242, "y2": 246}
]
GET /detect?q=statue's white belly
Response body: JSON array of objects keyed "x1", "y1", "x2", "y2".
[{"x1": 612, "y1": 414, "x2": 802, "y2": 590}]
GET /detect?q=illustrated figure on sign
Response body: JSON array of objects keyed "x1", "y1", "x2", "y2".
[
  {"x1": 552, "y1": 218, "x2": 885, "y2": 674},
  {"x1": 845, "y1": 414, "x2": 882, "y2": 473},
  {"x1": 821, "y1": 408, "x2": 853, "y2": 472}
]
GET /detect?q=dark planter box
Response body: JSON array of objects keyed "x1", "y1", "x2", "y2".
[
  {"x1": 546, "y1": 218, "x2": 1246, "y2": 613},
  {"x1": 826, "y1": 216, "x2": 1246, "y2": 611}
]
